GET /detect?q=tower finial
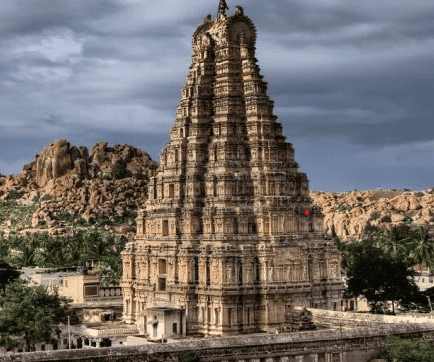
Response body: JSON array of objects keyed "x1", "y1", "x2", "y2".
[{"x1": 218, "y1": 0, "x2": 229, "y2": 17}]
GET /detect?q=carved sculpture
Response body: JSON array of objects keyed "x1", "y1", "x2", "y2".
[
  {"x1": 234, "y1": 6, "x2": 244, "y2": 16},
  {"x1": 218, "y1": 0, "x2": 229, "y2": 16}
]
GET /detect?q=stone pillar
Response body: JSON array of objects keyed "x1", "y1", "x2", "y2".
[
  {"x1": 96, "y1": 338, "x2": 101, "y2": 348},
  {"x1": 181, "y1": 312, "x2": 186, "y2": 336},
  {"x1": 295, "y1": 356, "x2": 304, "y2": 362},
  {"x1": 279, "y1": 357, "x2": 289, "y2": 362},
  {"x1": 310, "y1": 354, "x2": 318, "y2": 362}
]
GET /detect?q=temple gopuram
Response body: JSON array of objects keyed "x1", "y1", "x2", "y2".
[{"x1": 121, "y1": 0, "x2": 344, "y2": 338}]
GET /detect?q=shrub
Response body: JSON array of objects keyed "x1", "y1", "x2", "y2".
[
  {"x1": 103, "y1": 173, "x2": 112, "y2": 179},
  {"x1": 112, "y1": 162, "x2": 132, "y2": 179},
  {"x1": 76, "y1": 217, "x2": 89, "y2": 226},
  {"x1": 32, "y1": 196, "x2": 40, "y2": 203},
  {"x1": 97, "y1": 215, "x2": 112, "y2": 226},
  {"x1": 379, "y1": 335, "x2": 434, "y2": 362},
  {"x1": 372, "y1": 212, "x2": 381, "y2": 219},
  {"x1": 9, "y1": 191, "x2": 22, "y2": 200},
  {"x1": 404, "y1": 215, "x2": 413, "y2": 225},
  {"x1": 41, "y1": 196, "x2": 51, "y2": 201},
  {"x1": 338, "y1": 204, "x2": 351, "y2": 212},
  {"x1": 53, "y1": 211, "x2": 74, "y2": 224},
  {"x1": 415, "y1": 192, "x2": 425, "y2": 197},
  {"x1": 179, "y1": 350, "x2": 200, "y2": 362}
]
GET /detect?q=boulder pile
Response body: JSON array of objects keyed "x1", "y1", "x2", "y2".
[
  {"x1": 310, "y1": 188, "x2": 434, "y2": 243},
  {"x1": 0, "y1": 139, "x2": 158, "y2": 239}
]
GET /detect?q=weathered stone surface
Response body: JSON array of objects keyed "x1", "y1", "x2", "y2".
[{"x1": 310, "y1": 189, "x2": 434, "y2": 243}]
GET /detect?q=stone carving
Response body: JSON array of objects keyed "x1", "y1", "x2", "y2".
[
  {"x1": 203, "y1": 14, "x2": 212, "y2": 24},
  {"x1": 218, "y1": 0, "x2": 229, "y2": 16},
  {"x1": 234, "y1": 6, "x2": 244, "y2": 16},
  {"x1": 283, "y1": 304, "x2": 316, "y2": 332}
]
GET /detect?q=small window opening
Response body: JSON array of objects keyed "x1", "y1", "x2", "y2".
[
  {"x1": 159, "y1": 259, "x2": 167, "y2": 275},
  {"x1": 158, "y1": 278, "x2": 166, "y2": 291},
  {"x1": 162, "y1": 220, "x2": 169, "y2": 236}
]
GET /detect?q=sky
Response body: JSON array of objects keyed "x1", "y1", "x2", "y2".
[{"x1": 0, "y1": 0, "x2": 433, "y2": 194}]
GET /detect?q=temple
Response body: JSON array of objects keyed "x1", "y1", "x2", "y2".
[{"x1": 120, "y1": 1, "x2": 344, "y2": 337}]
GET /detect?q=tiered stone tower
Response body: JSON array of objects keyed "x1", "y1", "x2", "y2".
[{"x1": 121, "y1": 0, "x2": 344, "y2": 336}]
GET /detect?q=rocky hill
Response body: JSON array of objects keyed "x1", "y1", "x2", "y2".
[
  {"x1": 310, "y1": 189, "x2": 434, "y2": 244},
  {"x1": 1, "y1": 139, "x2": 433, "y2": 245},
  {"x1": 0, "y1": 139, "x2": 158, "y2": 241}
]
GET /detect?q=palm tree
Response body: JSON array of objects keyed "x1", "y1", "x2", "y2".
[
  {"x1": 99, "y1": 253, "x2": 123, "y2": 285},
  {"x1": 406, "y1": 225, "x2": 434, "y2": 272},
  {"x1": 375, "y1": 226, "x2": 414, "y2": 263}
]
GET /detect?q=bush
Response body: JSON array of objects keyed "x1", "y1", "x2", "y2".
[
  {"x1": 338, "y1": 204, "x2": 350, "y2": 212},
  {"x1": 415, "y1": 192, "x2": 425, "y2": 197},
  {"x1": 379, "y1": 335, "x2": 434, "y2": 362},
  {"x1": 112, "y1": 162, "x2": 132, "y2": 179},
  {"x1": 179, "y1": 350, "x2": 200, "y2": 362},
  {"x1": 53, "y1": 211, "x2": 74, "y2": 224},
  {"x1": 9, "y1": 191, "x2": 22, "y2": 200},
  {"x1": 41, "y1": 196, "x2": 51, "y2": 201},
  {"x1": 76, "y1": 217, "x2": 89, "y2": 226}
]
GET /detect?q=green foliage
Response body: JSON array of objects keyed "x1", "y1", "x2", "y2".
[
  {"x1": 41, "y1": 195, "x2": 51, "y2": 201},
  {"x1": 0, "y1": 279, "x2": 68, "y2": 351},
  {"x1": 32, "y1": 196, "x2": 40, "y2": 203},
  {"x1": 335, "y1": 214, "x2": 434, "y2": 313},
  {"x1": 53, "y1": 211, "x2": 74, "y2": 224},
  {"x1": 379, "y1": 335, "x2": 434, "y2": 362},
  {"x1": 340, "y1": 239, "x2": 421, "y2": 313},
  {"x1": 338, "y1": 204, "x2": 351, "y2": 212},
  {"x1": 112, "y1": 162, "x2": 132, "y2": 179},
  {"x1": 103, "y1": 173, "x2": 112, "y2": 179},
  {"x1": 179, "y1": 350, "x2": 200, "y2": 362},
  {"x1": 0, "y1": 261, "x2": 21, "y2": 291},
  {"x1": 9, "y1": 191, "x2": 22, "y2": 200},
  {"x1": 415, "y1": 192, "x2": 425, "y2": 197}
]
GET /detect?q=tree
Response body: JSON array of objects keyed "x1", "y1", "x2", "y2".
[
  {"x1": 406, "y1": 225, "x2": 434, "y2": 272},
  {"x1": 0, "y1": 279, "x2": 68, "y2": 351},
  {"x1": 96, "y1": 253, "x2": 123, "y2": 287},
  {"x1": 343, "y1": 240, "x2": 422, "y2": 314},
  {"x1": 0, "y1": 261, "x2": 21, "y2": 292}
]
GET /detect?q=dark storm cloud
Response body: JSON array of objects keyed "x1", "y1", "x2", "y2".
[
  {"x1": 0, "y1": 0, "x2": 123, "y2": 37},
  {"x1": 0, "y1": 0, "x2": 432, "y2": 192}
]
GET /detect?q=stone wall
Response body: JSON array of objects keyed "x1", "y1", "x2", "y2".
[
  {"x1": 307, "y1": 307, "x2": 434, "y2": 327},
  {"x1": 3, "y1": 323, "x2": 434, "y2": 362}
]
